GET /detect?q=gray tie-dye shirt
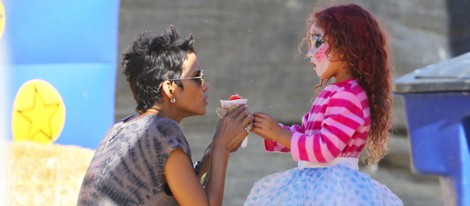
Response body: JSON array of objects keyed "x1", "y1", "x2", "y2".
[{"x1": 77, "y1": 114, "x2": 192, "y2": 206}]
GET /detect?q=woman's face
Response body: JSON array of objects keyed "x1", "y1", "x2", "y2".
[
  {"x1": 307, "y1": 23, "x2": 331, "y2": 79},
  {"x1": 173, "y1": 53, "x2": 209, "y2": 117}
]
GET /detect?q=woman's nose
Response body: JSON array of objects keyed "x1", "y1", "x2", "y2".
[{"x1": 203, "y1": 82, "x2": 209, "y2": 92}]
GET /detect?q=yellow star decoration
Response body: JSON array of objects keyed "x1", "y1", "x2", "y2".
[
  {"x1": 19, "y1": 87, "x2": 59, "y2": 139},
  {"x1": 12, "y1": 79, "x2": 66, "y2": 143}
]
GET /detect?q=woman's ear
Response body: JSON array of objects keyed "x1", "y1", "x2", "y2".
[{"x1": 161, "y1": 80, "x2": 176, "y2": 100}]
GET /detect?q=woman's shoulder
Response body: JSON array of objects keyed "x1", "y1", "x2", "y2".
[
  {"x1": 117, "y1": 114, "x2": 185, "y2": 141},
  {"x1": 151, "y1": 115, "x2": 180, "y2": 127},
  {"x1": 123, "y1": 115, "x2": 190, "y2": 154},
  {"x1": 147, "y1": 115, "x2": 184, "y2": 137}
]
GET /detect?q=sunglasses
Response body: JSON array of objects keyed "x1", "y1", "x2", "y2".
[{"x1": 169, "y1": 69, "x2": 205, "y2": 88}]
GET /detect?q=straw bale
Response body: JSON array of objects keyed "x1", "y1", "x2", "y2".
[{"x1": 6, "y1": 141, "x2": 95, "y2": 206}]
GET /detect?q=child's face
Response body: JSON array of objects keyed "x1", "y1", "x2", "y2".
[
  {"x1": 307, "y1": 23, "x2": 330, "y2": 79},
  {"x1": 307, "y1": 23, "x2": 348, "y2": 83}
]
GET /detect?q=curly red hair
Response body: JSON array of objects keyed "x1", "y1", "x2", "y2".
[{"x1": 302, "y1": 4, "x2": 392, "y2": 165}]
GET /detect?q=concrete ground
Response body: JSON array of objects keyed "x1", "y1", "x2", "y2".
[{"x1": 182, "y1": 123, "x2": 444, "y2": 206}]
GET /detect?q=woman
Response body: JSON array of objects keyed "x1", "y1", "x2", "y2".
[{"x1": 77, "y1": 26, "x2": 252, "y2": 206}]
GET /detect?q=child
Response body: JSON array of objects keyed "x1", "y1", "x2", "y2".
[{"x1": 245, "y1": 4, "x2": 403, "y2": 206}]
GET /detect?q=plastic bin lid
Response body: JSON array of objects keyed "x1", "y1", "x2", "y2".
[{"x1": 394, "y1": 52, "x2": 470, "y2": 93}]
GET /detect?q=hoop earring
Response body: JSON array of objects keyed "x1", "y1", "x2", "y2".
[{"x1": 171, "y1": 98, "x2": 176, "y2": 103}]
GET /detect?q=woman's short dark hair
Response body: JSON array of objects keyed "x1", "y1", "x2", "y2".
[{"x1": 122, "y1": 25, "x2": 195, "y2": 113}]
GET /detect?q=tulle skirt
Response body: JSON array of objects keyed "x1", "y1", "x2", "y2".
[{"x1": 244, "y1": 160, "x2": 403, "y2": 206}]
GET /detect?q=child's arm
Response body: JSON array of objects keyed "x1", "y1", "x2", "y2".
[
  {"x1": 263, "y1": 123, "x2": 305, "y2": 152},
  {"x1": 290, "y1": 91, "x2": 365, "y2": 163},
  {"x1": 252, "y1": 112, "x2": 306, "y2": 152}
]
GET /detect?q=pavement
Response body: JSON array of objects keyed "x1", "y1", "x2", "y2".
[{"x1": 181, "y1": 122, "x2": 444, "y2": 206}]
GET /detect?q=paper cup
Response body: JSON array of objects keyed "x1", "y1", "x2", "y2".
[{"x1": 215, "y1": 98, "x2": 249, "y2": 147}]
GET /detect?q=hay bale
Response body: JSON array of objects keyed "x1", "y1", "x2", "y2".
[{"x1": 7, "y1": 141, "x2": 94, "y2": 205}]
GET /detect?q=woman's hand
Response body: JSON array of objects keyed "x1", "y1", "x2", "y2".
[{"x1": 213, "y1": 105, "x2": 252, "y2": 153}]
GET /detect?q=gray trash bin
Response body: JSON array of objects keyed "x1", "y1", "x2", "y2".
[{"x1": 394, "y1": 52, "x2": 470, "y2": 206}]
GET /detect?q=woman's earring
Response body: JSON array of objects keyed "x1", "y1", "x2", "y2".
[{"x1": 171, "y1": 98, "x2": 176, "y2": 103}]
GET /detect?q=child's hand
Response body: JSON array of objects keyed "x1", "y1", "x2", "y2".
[{"x1": 251, "y1": 112, "x2": 285, "y2": 141}]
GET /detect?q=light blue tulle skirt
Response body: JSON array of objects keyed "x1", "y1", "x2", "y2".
[{"x1": 244, "y1": 159, "x2": 403, "y2": 206}]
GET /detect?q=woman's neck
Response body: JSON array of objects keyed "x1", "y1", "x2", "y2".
[{"x1": 144, "y1": 105, "x2": 183, "y2": 123}]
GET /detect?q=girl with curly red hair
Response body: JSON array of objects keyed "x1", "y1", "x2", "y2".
[{"x1": 245, "y1": 4, "x2": 403, "y2": 205}]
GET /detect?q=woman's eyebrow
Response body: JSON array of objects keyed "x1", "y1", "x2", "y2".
[{"x1": 191, "y1": 69, "x2": 202, "y2": 77}]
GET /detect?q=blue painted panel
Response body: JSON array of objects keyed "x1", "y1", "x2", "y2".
[{"x1": 3, "y1": 0, "x2": 120, "y2": 64}]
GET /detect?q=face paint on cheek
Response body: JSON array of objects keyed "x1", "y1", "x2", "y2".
[
  {"x1": 314, "y1": 44, "x2": 330, "y2": 78},
  {"x1": 314, "y1": 46, "x2": 328, "y2": 62}
]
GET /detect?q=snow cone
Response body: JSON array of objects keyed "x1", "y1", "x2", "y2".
[{"x1": 215, "y1": 94, "x2": 250, "y2": 147}]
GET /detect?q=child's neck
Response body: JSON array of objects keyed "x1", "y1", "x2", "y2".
[
  {"x1": 329, "y1": 59, "x2": 353, "y2": 83},
  {"x1": 334, "y1": 71, "x2": 353, "y2": 83}
]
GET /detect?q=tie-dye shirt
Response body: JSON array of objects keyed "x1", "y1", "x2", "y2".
[
  {"x1": 264, "y1": 79, "x2": 370, "y2": 163},
  {"x1": 77, "y1": 114, "x2": 191, "y2": 206}
]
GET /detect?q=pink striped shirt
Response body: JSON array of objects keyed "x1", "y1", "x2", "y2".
[{"x1": 264, "y1": 79, "x2": 370, "y2": 163}]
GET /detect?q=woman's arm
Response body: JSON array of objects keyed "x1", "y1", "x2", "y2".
[
  {"x1": 204, "y1": 104, "x2": 251, "y2": 205},
  {"x1": 195, "y1": 132, "x2": 243, "y2": 185},
  {"x1": 164, "y1": 144, "x2": 231, "y2": 206},
  {"x1": 194, "y1": 143, "x2": 211, "y2": 185},
  {"x1": 165, "y1": 105, "x2": 251, "y2": 206},
  {"x1": 165, "y1": 149, "x2": 209, "y2": 206}
]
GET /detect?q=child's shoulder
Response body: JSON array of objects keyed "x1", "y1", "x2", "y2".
[
  {"x1": 327, "y1": 79, "x2": 365, "y2": 94},
  {"x1": 324, "y1": 80, "x2": 367, "y2": 103}
]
